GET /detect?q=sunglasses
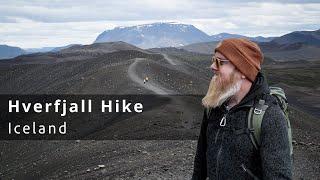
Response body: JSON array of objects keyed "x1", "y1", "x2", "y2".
[{"x1": 212, "y1": 56, "x2": 230, "y2": 69}]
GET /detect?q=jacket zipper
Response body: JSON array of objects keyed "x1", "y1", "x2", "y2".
[
  {"x1": 219, "y1": 104, "x2": 251, "y2": 127},
  {"x1": 215, "y1": 104, "x2": 252, "y2": 179},
  {"x1": 241, "y1": 164, "x2": 260, "y2": 180},
  {"x1": 216, "y1": 107, "x2": 229, "y2": 179},
  {"x1": 216, "y1": 131, "x2": 225, "y2": 179},
  {"x1": 214, "y1": 129, "x2": 220, "y2": 143},
  {"x1": 216, "y1": 140, "x2": 223, "y2": 179}
]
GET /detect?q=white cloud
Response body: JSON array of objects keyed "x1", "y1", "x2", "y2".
[
  {"x1": 0, "y1": 20, "x2": 110, "y2": 48},
  {"x1": 0, "y1": 1, "x2": 319, "y2": 48}
]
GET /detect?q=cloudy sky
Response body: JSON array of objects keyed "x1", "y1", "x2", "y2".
[{"x1": 1, "y1": 0, "x2": 319, "y2": 48}]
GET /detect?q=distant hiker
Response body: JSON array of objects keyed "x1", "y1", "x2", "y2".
[
  {"x1": 143, "y1": 76, "x2": 149, "y2": 84},
  {"x1": 192, "y1": 38, "x2": 293, "y2": 180}
]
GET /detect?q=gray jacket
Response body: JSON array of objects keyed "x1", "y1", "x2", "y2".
[{"x1": 192, "y1": 73, "x2": 293, "y2": 180}]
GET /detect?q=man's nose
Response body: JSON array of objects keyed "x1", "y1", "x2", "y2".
[{"x1": 211, "y1": 63, "x2": 218, "y2": 72}]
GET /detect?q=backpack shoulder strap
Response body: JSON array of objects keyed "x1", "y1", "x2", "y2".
[{"x1": 248, "y1": 99, "x2": 269, "y2": 150}]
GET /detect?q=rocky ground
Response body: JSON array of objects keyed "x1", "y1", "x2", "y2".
[
  {"x1": 0, "y1": 46, "x2": 319, "y2": 179},
  {"x1": 1, "y1": 138, "x2": 319, "y2": 179}
]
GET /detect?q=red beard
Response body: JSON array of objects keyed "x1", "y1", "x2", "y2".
[{"x1": 202, "y1": 72, "x2": 241, "y2": 108}]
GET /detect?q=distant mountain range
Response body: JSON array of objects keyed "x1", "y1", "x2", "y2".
[
  {"x1": 24, "y1": 44, "x2": 80, "y2": 54},
  {"x1": 272, "y1": 29, "x2": 320, "y2": 46},
  {"x1": 179, "y1": 29, "x2": 320, "y2": 61},
  {"x1": 209, "y1": 33, "x2": 275, "y2": 42},
  {"x1": 0, "y1": 45, "x2": 26, "y2": 59},
  {"x1": 25, "y1": 47, "x2": 58, "y2": 53},
  {"x1": 3, "y1": 41, "x2": 151, "y2": 64},
  {"x1": 0, "y1": 44, "x2": 80, "y2": 59},
  {"x1": 94, "y1": 22, "x2": 275, "y2": 48},
  {"x1": 1, "y1": 22, "x2": 319, "y2": 60}
]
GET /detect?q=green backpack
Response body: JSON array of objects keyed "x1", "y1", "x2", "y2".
[{"x1": 248, "y1": 86, "x2": 293, "y2": 157}]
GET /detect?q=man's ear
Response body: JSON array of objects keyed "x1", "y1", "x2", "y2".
[{"x1": 238, "y1": 71, "x2": 246, "y2": 79}]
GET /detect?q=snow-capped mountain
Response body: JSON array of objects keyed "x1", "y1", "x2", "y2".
[{"x1": 94, "y1": 22, "x2": 210, "y2": 48}]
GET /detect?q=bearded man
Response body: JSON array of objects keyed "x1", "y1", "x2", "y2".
[{"x1": 192, "y1": 38, "x2": 293, "y2": 180}]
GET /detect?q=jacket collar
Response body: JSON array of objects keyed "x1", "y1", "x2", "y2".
[{"x1": 221, "y1": 72, "x2": 270, "y2": 111}]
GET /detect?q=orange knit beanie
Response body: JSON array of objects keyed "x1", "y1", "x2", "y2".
[{"x1": 215, "y1": 38, "x2": 263, "y2": 82}]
